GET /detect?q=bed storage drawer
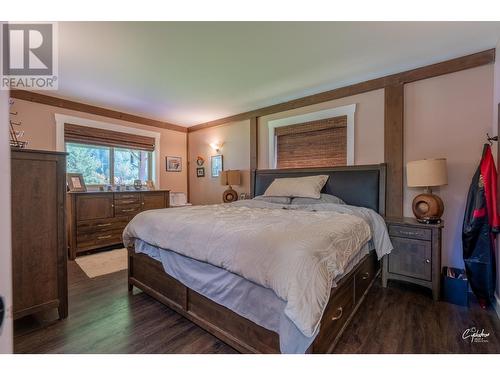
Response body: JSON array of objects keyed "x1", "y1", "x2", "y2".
[
  {"x1": 354, "y1": 254, "x2": 377, "y2": 302},
  {"x1": 313, "y1": 278, "x2": 354, "y2": 352},
  {"x1": 187, "y1": 290, "x2": 280, "y2": 353},
  {"x1": 131, "y1": 252, "x2": 187, "y2": 309}
]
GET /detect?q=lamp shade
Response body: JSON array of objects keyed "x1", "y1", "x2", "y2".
[
  {"x1": 220, "y1": 170, "x2": 241, "y2": 186},
  {"x1": 407, "y1": 158, "x2": 448, "y2": 187}
]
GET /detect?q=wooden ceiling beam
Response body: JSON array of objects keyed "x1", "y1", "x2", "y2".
[{"x1": 9, "y1": 90, "x2": 188, "y2": 133}]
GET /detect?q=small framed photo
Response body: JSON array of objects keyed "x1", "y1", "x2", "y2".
[
  {"x1": 211, "y1": 154, "x2": 223, "y2": 178},
  {"x1": 67, "y1": 173, "x2": 87, "y2": 192},
  {"x1": 196, "y1": 167, "x2": 205, "y2": 177},
  {"x1": 145, "y1": 180, "x2": 155, "y2": 190},
  {"x1": 239, "y1": 193, "x2": 247, "y2": 200},
  {"x1": 166, "y1": 156, "x2": 182, "y2": 172}
]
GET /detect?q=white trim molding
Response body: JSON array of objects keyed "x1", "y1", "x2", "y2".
[
  {"x1": 55, "y1": 114, "x2": 161, "y2": 187},
  {"x1": 267, "y1": 104, "x2": 357, "y2": 168}
]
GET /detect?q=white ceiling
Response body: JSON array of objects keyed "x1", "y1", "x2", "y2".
[{"x1": 55, "y1": 22, "x2": 500, "y2": 127}]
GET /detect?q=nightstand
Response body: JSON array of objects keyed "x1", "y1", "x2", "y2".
[{"x1": 382, "y1": 217, "x2": 443, "y2": 301}]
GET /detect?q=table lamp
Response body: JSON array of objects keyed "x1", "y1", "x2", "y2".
[
  {"x1": 407, "y1": 158, "x2": 448, "y2": 224},
  {"x1": 220, "y1": 170, "x2": 241, "y2": 203}
]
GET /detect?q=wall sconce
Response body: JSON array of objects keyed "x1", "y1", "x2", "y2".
[{"x1": 210, "y1": 142, "x2": 223, "y2": 153}]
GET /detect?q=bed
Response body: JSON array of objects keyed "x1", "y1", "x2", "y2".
[{"x1": 125, "y1": 164, "x2": 390, "y2": 353}]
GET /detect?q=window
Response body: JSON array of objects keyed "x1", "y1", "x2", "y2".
[
  {"x1": 275, "y1": 115, "x2": 347, "y2": 169},
  {"x1": 66, "y1": 142, "x2": 153, "y2": 185}
]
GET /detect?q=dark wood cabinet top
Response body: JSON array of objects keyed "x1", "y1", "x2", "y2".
[
  {"x1": 68, "y1": 189, "x2": 170, "y2": 195},
  {"x1": 11, "y1": 147, "x2": 68, "y2": 156},
  {"x1": 384, "y1": 216, "x2": 444, "y2": 229}
]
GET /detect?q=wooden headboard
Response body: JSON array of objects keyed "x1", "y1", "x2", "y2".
[{"x1": 252, "y1": 164, "x2": 386, "y2": 215}]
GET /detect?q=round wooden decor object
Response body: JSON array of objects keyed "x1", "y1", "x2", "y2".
[
  {"x1": 412, "y1": 193, "x2": 444, "y2": 222},
  {"x1": 223, "y1": 188, "x2": 238, "y2": 203}
]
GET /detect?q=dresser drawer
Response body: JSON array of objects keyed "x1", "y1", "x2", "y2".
[
  {"x1": 354, "y1": 255, "x2": 377, "y2": 302},
  {"x1": 77, "y1": 228, "x2": 124, "y2": 249},
  {"x1": 389, "y1": 225, "x2": 431, "y2": 241},
  {"x1": 114, "y1": 204, "x2": 142, "y2": 217},
  {"x1": 77, "y1": 216, "x2": 128, "y2": 234},
  {"x1": 114, "y1": 192, "x2": 141, "y2": 201},
  {"x1": 388, "y1": 237, "x2": 432, "y2": 281},
  {"x1": 114, "y1": 193, "x2": 141, "y2": 206},
  {"x1": 314, "y1": 278, "x2": 354, "y2": 352}
]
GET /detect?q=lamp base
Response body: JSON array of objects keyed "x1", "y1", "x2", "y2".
[
  {"x1": 223, "y1": 187, "x2": 238, "y2": 203},
  {"x1": 412, "y1": 193, "x2": 444, "y2": 223}
]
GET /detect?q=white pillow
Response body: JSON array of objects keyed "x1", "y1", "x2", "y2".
[{"x1": 263, "y1": 175, "x2": 329, "y2": 199}]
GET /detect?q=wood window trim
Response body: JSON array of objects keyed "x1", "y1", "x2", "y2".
[{"x1": 268, "y1": 104, "x2": 356, "y2": 168}]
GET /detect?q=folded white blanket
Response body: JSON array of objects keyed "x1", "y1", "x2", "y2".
[{"x1": 123, "y1": 202, "x2": 374, "y2": 337}]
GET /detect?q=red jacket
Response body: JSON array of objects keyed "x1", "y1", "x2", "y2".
[{"x1": 478, "y1": 145, "x2": 500, "y2": 232}]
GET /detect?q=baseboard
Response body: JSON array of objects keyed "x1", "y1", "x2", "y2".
[{"x1": 494, "y1": 294, "x2": 500, "y2": 320}]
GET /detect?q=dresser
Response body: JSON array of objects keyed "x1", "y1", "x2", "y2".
[
  {"x1": 67, "y1": 190, "x2": 169, "y2": 259},
  {"x1": 11, "y1": 149, "x2": 68, "y2": 319},
  {"x1": 382, "y1": 217, "x2": 443, "y2": 300}
]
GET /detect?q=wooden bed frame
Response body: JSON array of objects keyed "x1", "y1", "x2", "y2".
[{"x1": 127, "y1": 164, "x2": 386, "y2": 353}]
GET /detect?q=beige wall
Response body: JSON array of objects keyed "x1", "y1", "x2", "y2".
[
  {"x1": 10, "y1": 99, "x2": 188, "y2": 194},
  {"x1": 404, "y1": 65, "x2": 494, "y2": 269},
  {"x1": 258, "y1": 89, "x2": 385, "y2": 169},
  {"x1": 188, "y1": 119, "x2": 250, "y2": 205},
  {"x1": 0, "y1": 89, "x2": 13, "y2": 353}
]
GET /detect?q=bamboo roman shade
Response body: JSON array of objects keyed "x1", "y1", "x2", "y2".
[
  {"x1": 64, "y1": 123, "x2": 155, "y2": 151},
  {"x1": 275, "y1": 115, "x2": 347, "y2": 169}
]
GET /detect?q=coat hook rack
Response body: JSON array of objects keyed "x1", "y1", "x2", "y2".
[{"x1": 486, "y1": 133, "x2": 498, "y2": 145}]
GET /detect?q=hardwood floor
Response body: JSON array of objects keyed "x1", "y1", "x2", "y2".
[{"x1": 14, "y1": 261, "x2": 500, "y2": 354}]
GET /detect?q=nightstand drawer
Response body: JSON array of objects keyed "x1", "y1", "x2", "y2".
[
  {"x1": 389, "y1": 225, "x2": 431, "y2": 241},
  {"x1": 388, "y1": 237, "x2": 432, "y2": 281}
]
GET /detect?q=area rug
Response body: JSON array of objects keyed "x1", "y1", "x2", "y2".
[{"x1": 75, "y1": 248, "x2": 128, "y2": 278}]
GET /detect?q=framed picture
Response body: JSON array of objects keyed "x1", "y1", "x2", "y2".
[
  {"x1": 211, "y1": 154, "x2": 223, "y2": 177},
  {"x1": 196, "y1": 167, "x2": 205, "y2": 177},
  {"x1": 67, "y1": 173, "x2": 87, "y2": 192},
  {"x1": 145, "y1": 180, "x2": 155, "y2": 190},
  {"x1": 166, "y1": 156, "x2": 182, "y2": 172},
  {"x1": 196, "y1": 156, "x2": 205, "y2": 166}
]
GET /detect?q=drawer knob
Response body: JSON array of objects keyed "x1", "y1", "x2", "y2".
[
  {"x1": 361, "y1": 272, "x2": 370, "y2": 280},
  {"x1": 425, "y1": 259, "x2": 431, "y2": 264},
  {"x1": 331, "y1": 307, "x2": 343, "y2": 321}
]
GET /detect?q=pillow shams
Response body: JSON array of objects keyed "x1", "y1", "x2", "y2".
[{"x1": 263, "y1": 175, "x2": 328, "y2": 199}]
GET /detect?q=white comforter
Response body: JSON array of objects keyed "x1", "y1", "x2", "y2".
[{"x1": 123, "y1": 201, "x2": 391, "y2": 337}]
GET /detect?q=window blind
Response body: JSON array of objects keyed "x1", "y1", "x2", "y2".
[
  {"x1": 64, "y1": 123, "x2": 155, "y2": 151},
  {"x1": 275, "y1": 115, "x2": 347, "y2": 169}
]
